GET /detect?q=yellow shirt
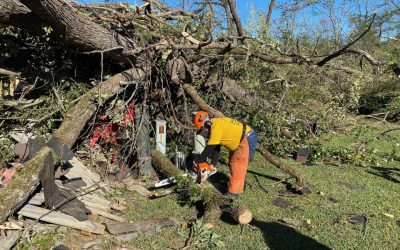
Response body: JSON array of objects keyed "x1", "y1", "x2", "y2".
[{"x1": 208, "y1": 117, "x2": 251, "y2": 152}]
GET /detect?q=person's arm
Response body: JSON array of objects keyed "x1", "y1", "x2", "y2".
[
  {"x1": 210, "y1": 145, "x2": 221, "y2": 166},
  {"x1": 195, "y1": 144, "x2": 217, "y2": 163}
]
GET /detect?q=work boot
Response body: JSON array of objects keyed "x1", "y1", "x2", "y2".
[{"x1": 225, "y1": 191, "x2": 240, "y2": 198}]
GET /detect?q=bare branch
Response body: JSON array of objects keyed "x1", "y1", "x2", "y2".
[
  {"x1": 345, "y1": 48, "x2": 386, "y2": 66},
  {"x1": 226, "y1": 0, "x2": 245, "y2": 39},
  {"x1": 317, "y1": 13, "x2": 377, "y2": 66},
  {"x1": 0, "y1": 68, "x2": 20, "y2": 76},
  {"x1": 265, "y1": 0, "x2": 275, "y2": 34}
]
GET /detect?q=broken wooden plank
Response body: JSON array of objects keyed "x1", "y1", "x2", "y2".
[
  {"x1": 125, "y1": 184, "x2": 153, "y2": 198},
  {"x1": 122, "y1": 178, "x2": 153, "y2": 197},
  {"x1": 0, "y1": 230, "x2": 20, "y2": 250},
  {"x1": 65, "y1": 157, "x2": 101, "y2": 187},
  {"x1": 80, "y1": 199, "x2": 111, "y2": 212},
  {"x1": 0, "y1": 221, "x2": 23, "y2": 231},
  {"x1": 18, "y1": 205, "x2": 105, "y2": 235},
  {"x1": 79, "y1": 194, "x2": 126, "y2": 211},
  {"x1": 106, "y1": 218, "x2": 186, "y2": 235},
  {"x1": 28, "y1": 192, "x2": 45, "y2": 206},
  {"x1": 86, "y1": 207, "x2": 126, "y2": 223}
]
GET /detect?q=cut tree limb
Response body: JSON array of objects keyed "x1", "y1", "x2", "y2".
[{"x1": 0, "y1": 68, "x2": 20, "y2": 76}]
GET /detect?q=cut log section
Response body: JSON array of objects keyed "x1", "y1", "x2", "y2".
[
  {"x1": 221, "y1": 203, "x2": 253, "y2": 224},
  {"x1": 203, "y1": 203, "x2": 222, "y2": 229},
  {"x1": 18, "y1": 205, "x2": 105, "y2": 235}
]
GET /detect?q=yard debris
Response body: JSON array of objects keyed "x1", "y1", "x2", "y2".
[
  {"x1": 295, "y1": 148, "x2": 313, "y2": 163},
  {"x1": 18, "y1": 205, "x2": 105, "y2": 234},
  {"x1": 382, "y1": 213, "x2": 395, "y2": 219},
  {"x1": 277, "y1": 218, "x2": 313, "y2": 229},
  {"x1": 122, "y1": 178, "x2": 153, "y2": 198},
  {"x1": 0, "y1": 221, "x2": 23, "y2": 231},
  {"x1": 254, "y1": 174, "x2": 268, "y2": 193}
]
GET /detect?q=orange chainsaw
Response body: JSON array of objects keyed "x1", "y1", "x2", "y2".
[
  {"x1": 154, "y1": 162, "x2": 216, "y2": 187},
  {"x1": 193, "y1": 162, "x2": 217, "y2": 184}
]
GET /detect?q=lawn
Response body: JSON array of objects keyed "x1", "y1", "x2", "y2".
[{"x1": 124, "y1": 120, "x2": 400, "y2": 249}]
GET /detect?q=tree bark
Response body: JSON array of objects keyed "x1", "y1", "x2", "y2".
[
  {"x1": 265, "y1": 0, "x2": 275, "y2": 34},
  {"x1": 136, "y1": 107, "x2": 155, "y2": 177},
  {"x1": 54, "y1": 67, "x2": 147, "y2": 148},
  {"x1": 226, "y1": 0, "x2": 245, "y2": 38},
  {"x1": 0, "y1": 0, "x2": 135, "y2": 57}
]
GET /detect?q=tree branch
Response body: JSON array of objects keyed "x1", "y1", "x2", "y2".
[
  {"x1": 317, "y1": 13, "x2": 377, "y2": 66},
  {"x1": 226, "y1": 0, "x2": 245, "y2": 39}
]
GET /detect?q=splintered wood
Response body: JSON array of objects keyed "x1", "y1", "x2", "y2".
[{"x1": 18, "y1": 205, "x2": 105, "y2": 234}]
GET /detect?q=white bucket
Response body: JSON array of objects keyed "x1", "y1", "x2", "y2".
[{"x1": 155, "y1": 119, "x2": 167, "y2": 155}]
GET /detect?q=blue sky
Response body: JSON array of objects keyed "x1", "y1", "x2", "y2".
[
  {"x1": 78, "y1": 0, "x2": 273, "y2": 24},
  {"x1": 77, "y1": 0, "x2": 397, "y2": 39}
]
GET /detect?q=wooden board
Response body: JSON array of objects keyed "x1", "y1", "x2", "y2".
[
  {"x1": 28, "y1": 192, "x2": 45, "y2": 206},
  {"x1": 80, "y1": 199, "x2": 111, "y2": 212},
  {"x1": 79, "y1": 194, "x2": 126, "y2": 211},
  {"x1": 65, "y1": 157, "x2": 101, "y2": 187},
  {"x1": 18, "y1": 205, "x2": 105, "y2": 235},
  {"x1": 86, "y1": 207, "x2": 126, "y2": 223},
  {"x1": 0, "y1": 230, "x2": 20, "y2": 250}
]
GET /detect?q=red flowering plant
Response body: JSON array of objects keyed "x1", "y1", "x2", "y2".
[{"x1": 89, "y1": 100, "x2": 135, "y2": 173}]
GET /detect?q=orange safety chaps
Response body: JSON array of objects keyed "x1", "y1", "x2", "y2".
[{"x1": 228, "y1": 136, "x2": 249, "y2": 194}]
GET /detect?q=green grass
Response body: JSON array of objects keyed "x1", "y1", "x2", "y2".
[{"x1": 122, "y1": 121, "x2": 400, "y2": 249}]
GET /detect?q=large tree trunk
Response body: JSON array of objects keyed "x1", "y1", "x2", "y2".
[
  {"x1": 0, "y1": 0, "x2": 135, "y2": 57},
  {"x1": 0, "y1": 67, "x2": 147, "y2": 223}
]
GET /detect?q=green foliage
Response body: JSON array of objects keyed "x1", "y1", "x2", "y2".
[
  {"x1": 186, "y1": 219, "x2": 225, "y2": 249},
  {"x1": 0, "y1": 139, "x2": 13, "y2": 164},
  {"x1": 17, "y1": 231, "x2": 57, "y2": 249},
  {"x1": 358, "y1": 78, "x2": 400, "y2": 120}
]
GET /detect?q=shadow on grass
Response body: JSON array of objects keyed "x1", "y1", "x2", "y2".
[
  {"x1": 251, "y1": 219, "x2": 331, "y2": 250},
  {"x1": 247, "y1": 170, "x2": 282, "y2": 182},
  {"x1": 367, "y1": 167, "x2": 400, "y2": 184}
]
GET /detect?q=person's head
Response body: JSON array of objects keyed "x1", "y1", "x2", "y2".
[{"x1": 194, "y1": 111, "x2": 211, "y2": 136}]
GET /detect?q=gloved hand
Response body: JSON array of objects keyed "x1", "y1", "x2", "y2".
[{"x1": 192, "y1": 162, "x2": 217, "y2": 184}]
